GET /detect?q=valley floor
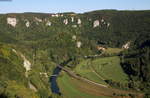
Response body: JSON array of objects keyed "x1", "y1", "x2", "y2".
[{"x1": 57, "y1": 55, "x2": 144, "y2": 98}]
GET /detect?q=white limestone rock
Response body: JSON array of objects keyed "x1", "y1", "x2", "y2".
[
  {"x1": 25, "y1": 21, "x2": 30, "y2": 27},
  {"x1": 77, "y1": 19, "x2": 82, "y2": 24},
  {"x1": 22, "y1": 55, "x2": 31, "y2": 71},
  {"x1": 7, "y1": 17, "x2": 17, "y2": 27},
  {"x1": 12, "y1": 49, "x2": 31, "y2": 77},
  {"x1": 63, "y1": 19, "x2": 68, "y2": 25},
  {"x1": 122, "y1": 42, "x2": 130, "y2": 49},
  {"x1": 51, "y1": 14, "x2": 59, "y2": 17},
  {"x1": 72, "y1": 35, "x2": 77, "y2": 40},
  {"x1": 101, "y1": 19, "x2": 104, "y2": 22},
  {"x1": 46, "y1": 21, "x2": 51, "y2": 26},
  {"x1": 77, "y1": 41, "x2": 82, "y2": 48},
  {"x1": 107, "y1": 22, "x2": 110, "y2": 27},
  {"x1": 71, "y1": 17, "x2": 74, "y2": 22},
  {"x1": 60, "y1": 14, "x2": 64, "y2": 17},
  {"x1": 35, "y1": 17, "x2": 42, "y2": 22},
  {"x1": 29, "y1": 81, "x2": 37, "y2": 92},
  {"x1": 93, "y1": 20, "x2": 100, "y2": 28}
]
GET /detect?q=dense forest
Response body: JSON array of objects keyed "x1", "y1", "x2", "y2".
[{"x1": 121, "y1": 32, "x2": 150, "y2": 97}]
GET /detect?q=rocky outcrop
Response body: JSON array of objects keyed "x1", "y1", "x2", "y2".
[
  {"x1": 12, "y1": 49, "x2": 31, "y2": 77},
  {"x1": 71, "y1": 17, "x2": 74, "y2": 22},
  {"x1": 12, "y1": 49, "x2": 37, "y2": 92},
  {"x1": 107, "y1": 22, "x2": 110, "y2": 27},
  {"x1": 25, "y1": 21, "x2": 30, "y2": 27},
  {"x1": 93, "y1": 20, "x2": 100, "y2": 28},
  {"x1": 63, "y1": 19, "x2": 68, "y2": 25},
  {"x1": 122, "y1": 42, "x2": 130, "y2": 49},
  {"x1": 77, "y1": 19, "x2": 82, "y2": 25},
  {"x1": 77, "y1": 41, "x2": 82, "y2": 48},
  {"x1": 7, "y1": 17, "x2": 17, "y2": 27},
  {"x1": 72, "y1": 35, "x2": 77, "y2": 40},
  {"x1": 46, "y1": 21, "x2": 51, "y2": 26},
  {"x1": 35, "y1": 17, "x2": 42, "y2": 22}
]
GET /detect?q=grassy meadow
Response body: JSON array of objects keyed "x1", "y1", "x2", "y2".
[{"x1": 58, "y1": 72, "x2": 110, "y2": 98}]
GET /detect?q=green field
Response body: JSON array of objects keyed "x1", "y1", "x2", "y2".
[
  {"x1": 74, "y1": 55, "x2": 129, "y2": 85},
  {"x1": 92, "y1": 56, "x2": 129, "y2": 83},
  {"x1": 74, "y1": 59, "x2": 107, "y2": 85},
  {"x1": 58, "y1": 72, "x2": 110, "y2": 98}
]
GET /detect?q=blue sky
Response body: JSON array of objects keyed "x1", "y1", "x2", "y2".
[{"x1": 0, "y1": 0, "x2": 150, "y2": 13}]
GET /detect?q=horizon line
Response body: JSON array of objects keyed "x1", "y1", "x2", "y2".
[{"x1": 1, "y1": 9, "x2": 150, "y2": 14}]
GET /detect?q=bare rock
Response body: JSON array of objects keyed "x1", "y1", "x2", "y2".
[
  {"x1": 72, "y1": 35, "x2": 77, "y2": 40},
  {"x1": 35, "y1": 17, "x2": 42, "y2": 22},
  {"x1": 46, "y1": 21, "x2": 51, "y2": 26},
  {"x1": 7, "y1": 17, "x2": 17, "y2": 27},
  {"x1": 71, "y1": 17, "x2": 74, "y2": 22},
  {"x1": 77, "y1": 19, "x2": 82, "y2": 24},
  {"x1": 77, "y1": 41, "x2": 82, "y2": 48},
  {"x1": 25, "y1": 21, "x2": 30, "y2": 27},
  {"x1": 63, "y1": 19, "x2": 68, "y2": 25},
  {"x1": 93, "y1": 20, "x2": 100, "y2": 28}
]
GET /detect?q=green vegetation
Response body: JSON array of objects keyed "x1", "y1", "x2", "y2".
[
  {"x1": 74, "y1": 59, "x2": 107, "y2": 85},
  {"x1": 121, "y1": 33, "x2": 150, "y2": 97},
  {"x1": 0, "y1": 44, "x2": 39, "y2": 98},
  {"x1": 58, "y1": 72, "x2": 110, "y2": 98},
  {"x1": 103, "y1": 48, "x2": 123, "y2": 55},
  {"x1": 92, "y1": 56, "x2": 129, "y2": 83},
  {"x1": 74, "y1": 55, "x2": 130, "y2": 91},
  {"x1": 0, "y1": 10, "x2": 150, "y2": 97}
]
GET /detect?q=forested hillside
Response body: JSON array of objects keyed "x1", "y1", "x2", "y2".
[{"x1": 0, "y1": 10, "x2": 150, "y2": 98}]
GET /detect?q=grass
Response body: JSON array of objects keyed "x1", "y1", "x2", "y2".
[
  {"x1": 103, "y1": 48, "x2": 123, "y2": 55},
  {"x1": 74, "y1": 52, "x2": 129, "y2": 85},
  {"x1": 57, "y1": 72, "x2": 110, "y2": 98},
  {"x1": 91, "y1": 56, "x2": 129, "y2": 83},
  {"x1": 74, "y1": 59, "x2": 107, "y2": 85}
]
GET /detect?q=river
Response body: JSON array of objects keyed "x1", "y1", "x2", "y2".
[
  {"x1": 50, "y1": 58, "x2": 72, "y2": 95},
  {"x1": 50, "y1": 66, "x2": 62, "y2": 95}
]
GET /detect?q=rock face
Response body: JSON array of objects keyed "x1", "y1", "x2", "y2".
[
  {"x1": 101, "y1": 19, "x2": 104, "y2": 22},
  {"x1": 71, "y1": 17, "x2": 74, "y2": 22},
  {"x1": 7, "y1": 17, "x2": 17, "y2": 27},
  {"x1": 51, "y1": 14, "x2": 64, "y2": 17},
  {"x1": 63, "y1": 19, "x2": 68, "y2": 25},
  {"x1": 93, "y1": 20, "x2": 100, "y2": 28},
  {"x1": 122, "y1": 42, "x2": 130, "y2": 49},
  {"x1": 12, "y1": 49, "x2": 31, "y2": 76},
  {"x1": 107, "y1": 22, "x2": 110, "y2": 27},
  {"x1": 72, "y1": 35, "x2": 77, "y2": 40},
  {"x1": 35, "y1": 17, "x2": 42, "y2": 22},
  {"x1": 77, "y1": 19, "x2": 82, "y2": 24},
  {"x1": 51, "y1": 14, "x2": 59, "y2": 17},
  {"x1": 26, "y1": 21, "x2": 30, "y2": 27},
  {"x1": 20, "y1": 54, "x2": 31, "y2": 72},
  {"x1": 12, "y1": 49, "x2": 37, "y2": 92},
  {"x1": 46, "y1": 21, "x2": 51, "y2": 26},
  {"x1": 77, "y1": 41, "x2": 82, "y2": 48}
]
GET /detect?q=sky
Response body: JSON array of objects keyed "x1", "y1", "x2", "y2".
[{"x1": 0, "y1": 0, "x2": 150, "y2": 13}]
